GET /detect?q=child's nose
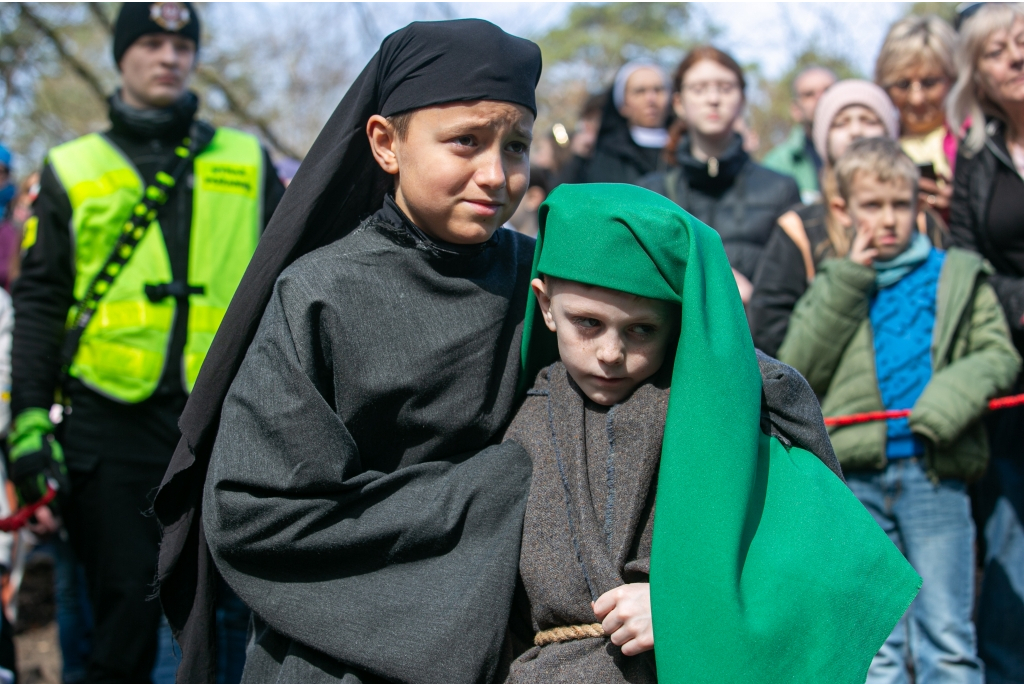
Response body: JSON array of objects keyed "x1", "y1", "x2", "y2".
[
  {"x1": 475, "y1": 148, "x2": 507, "y2": 190},
  {"x1": 882, "y1": 204, "x2": 897, "y2": 226},
  {"x1": 596, "y1": 337, "x2": 626, "y2": 365}
]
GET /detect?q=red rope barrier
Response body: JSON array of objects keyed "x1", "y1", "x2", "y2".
[
  {"x1": 1, "y1": 396, "x2": 1022, "y2": 528},
  {"x1": 823, "y1": 393, "x2": 1024, "y2": 427},
  {"x1": 0, "y1": 486, "x2": 57, "y2": 533}
]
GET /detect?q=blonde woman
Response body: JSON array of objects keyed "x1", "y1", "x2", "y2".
[
  {"x1": 947, "y1": 4, "x2": 1024, "y2": 683},
  {"x1": 876, "y1": 14, "x2": 958, "y2": 218}
]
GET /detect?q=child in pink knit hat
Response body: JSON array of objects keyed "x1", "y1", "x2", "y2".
[{"x1": 811, "y1": 79, "x2": 900, "y2": 164}]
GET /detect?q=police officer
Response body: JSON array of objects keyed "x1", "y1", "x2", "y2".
[{"x1": 8, "y1": 3, "x2": 285, "y2": 680}]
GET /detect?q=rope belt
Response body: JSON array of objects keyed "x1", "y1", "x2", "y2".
[{"x1": 534, "y1": 622, "x2": 605, "y2": 647}]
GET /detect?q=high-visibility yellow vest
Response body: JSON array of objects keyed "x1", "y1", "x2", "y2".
[{"x1": 47, "y1": 129, "x2": 263, "y2": 403}]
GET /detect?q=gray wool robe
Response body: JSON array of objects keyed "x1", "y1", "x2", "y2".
[
  {"x1": 504, "y1": 362, "x2": 666, "y2": 684},
  {"x1": 502, "y1": 357, "x2": 843, "y2": 684},
  {"x1": 203, "y1": 206, "x2": 537, "y2": 684}
]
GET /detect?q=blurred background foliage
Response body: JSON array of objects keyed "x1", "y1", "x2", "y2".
[
  {"x1": 0, "y1": 2, "x2": 955, "y2": 173},
  {"x1": 537, "y1": 3, "x2": 698, "y2": 80}
]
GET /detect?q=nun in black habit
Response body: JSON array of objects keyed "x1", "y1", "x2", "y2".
[
  {"x1": 154, "y1": 19, "x2": 542, "y2": 683},
  {"x1": 557, "y1": 62, "x2": 671, "y2": 186}
]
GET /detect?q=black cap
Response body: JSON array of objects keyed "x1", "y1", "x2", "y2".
[{"x1": 113, "y1": 2, "x2": 200, "y2": 66}]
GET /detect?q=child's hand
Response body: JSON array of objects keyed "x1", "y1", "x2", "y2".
[
  {"x1": 848, "y1": 223, "x2": 878, "y2": 267},
  {"x1": 592, "y1": 583, "x2": 654, "y2": 656}
]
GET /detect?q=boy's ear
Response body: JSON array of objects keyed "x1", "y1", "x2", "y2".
[
  {"x1": 830, "y1": 195, "x2": 853, "y2": 229},
  {"x1": 531, "y1": 277, "x2": 558, "y2": 333},
  {"x1": 367, "y1": 114, "x2": 400, "y2": 176}
]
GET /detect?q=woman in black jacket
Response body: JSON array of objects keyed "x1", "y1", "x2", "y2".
[
  {"x1": 946, "y1": 6, "x2": 1024, "y2": 681},
  {"x1": 640, "y1": 46, "x2": 800, "y2": 303}
]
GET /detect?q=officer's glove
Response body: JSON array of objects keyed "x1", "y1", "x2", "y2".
[{"x1": 8, "y1": 408, "x2": 68, "y2": 506}]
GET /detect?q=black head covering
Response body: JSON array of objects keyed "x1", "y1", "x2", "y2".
[
  {"x1": 113, "y1": 2, "x2": 201, "y2": 65},
  {"x1": 153, "y1": 19, "x2": 541, "y2": 681}
]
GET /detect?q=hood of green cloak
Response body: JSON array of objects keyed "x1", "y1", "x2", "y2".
[{"x1": 520, "y1": 183, "x2": 920, "y2": 683}]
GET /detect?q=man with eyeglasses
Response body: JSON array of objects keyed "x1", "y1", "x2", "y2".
[{"x1": 763, "y1": 66, "x2": 837, "y2": 204}]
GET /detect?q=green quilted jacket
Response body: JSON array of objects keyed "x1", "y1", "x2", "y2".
[{"x1": 778, "y1": 248, "x2": 1021, "y2": 482}]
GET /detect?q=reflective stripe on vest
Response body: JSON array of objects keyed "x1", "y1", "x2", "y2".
[{"x1": 48, "y1": 129, "x2": 262, "y2": 403}]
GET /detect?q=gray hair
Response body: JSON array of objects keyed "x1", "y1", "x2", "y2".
[
  {"x1": 948, "y1": 3, "x2": 1024, "y2": 155},
  {"x1": 791, "y1": 66, "x2": 838, "y2": 97}
]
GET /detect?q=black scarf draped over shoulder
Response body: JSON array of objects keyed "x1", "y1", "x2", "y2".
[{"x1": 153, "y1": 19, "x2": 541, "y2": 682}]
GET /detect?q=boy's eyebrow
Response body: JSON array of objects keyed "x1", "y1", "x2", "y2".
[
  {"x1": 512, "y1": 123, "x2": 534, "y2": 141},
  {"x1": 435, "y1": 116, "x2": 533, "y2": 141},
  {"x1": 559, "y1": 301, "x2": 671, "y2": 323}
]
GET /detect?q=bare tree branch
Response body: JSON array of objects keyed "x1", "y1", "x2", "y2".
[
  {"x1": 194, "y1": 65, "x2": 303, "y2": 159},
  {"x1": 87, "y1": 3, "x2": 114, "y2": 34},
  {"x1": 354, "y1": 3, "x2": 382, "y2": 48},
  {"x1": 27, "y1": 2, "x2": 300, "y2": 159},
  {"x1": 17, "y1": 2, "x2": 107, "y2": 104}
]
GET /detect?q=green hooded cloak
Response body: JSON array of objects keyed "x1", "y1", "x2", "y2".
[{"x1": 520, "y1": 183, "x2": 920, "y2": 683}]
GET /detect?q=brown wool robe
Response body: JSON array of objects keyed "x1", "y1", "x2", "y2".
[{"x1": 504, "y1": 362, "x2": 667, "y2": 684}]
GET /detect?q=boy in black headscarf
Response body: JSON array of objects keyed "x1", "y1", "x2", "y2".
[{"x1": 155, "y1": 19, "x2": 543, "y2": 683}]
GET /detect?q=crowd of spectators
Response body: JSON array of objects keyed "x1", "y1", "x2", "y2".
[{"x1": 0, "y1": 3, "x2": 1023, "y2": 683}]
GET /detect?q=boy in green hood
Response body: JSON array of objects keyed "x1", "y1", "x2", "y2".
[{"x1": 502, "y1": 183, "x2": 921, "y2": 683}]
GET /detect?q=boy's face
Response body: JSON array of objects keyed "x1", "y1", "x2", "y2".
[
  {"x1": 834, "y1": 171, "x2": 917, "y2": 262},
  {"x1": 368, "y1": 100, "x2": 534, "y2": 244},
  {"x1": 532, "y1": 277, "x2": 677, "y2": 406}
]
